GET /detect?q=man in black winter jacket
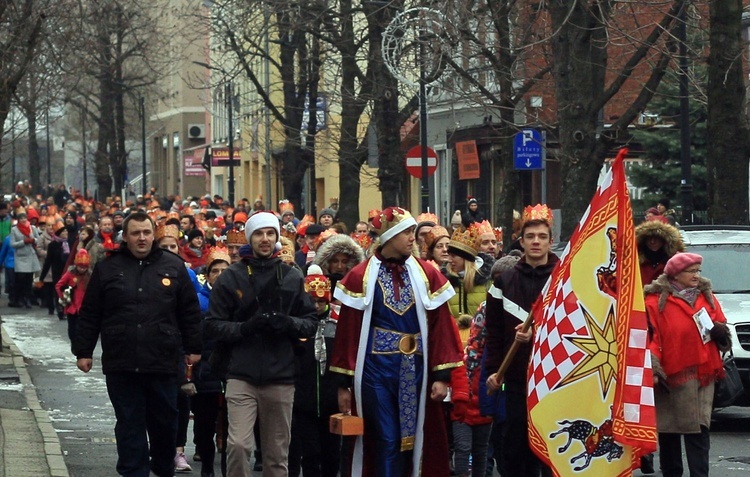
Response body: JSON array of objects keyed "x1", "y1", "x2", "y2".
[
  {"x1": 205, "y1": 211, "x2": 317, "y2": 477},
  {"x1": 485, "y1": 215, "x2": 558, "y2": 477},
  {"x1": 74, "y1": 211, "x2": 202, "y2": 477}
]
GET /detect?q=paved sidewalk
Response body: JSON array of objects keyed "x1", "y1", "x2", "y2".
[{"x1": 0, "y1": 323, "x2": 69, "y2": 477}]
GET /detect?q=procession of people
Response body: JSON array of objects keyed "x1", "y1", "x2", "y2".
[{"x1": 0, "y1": 184, "x2": 730, "y2": 477}]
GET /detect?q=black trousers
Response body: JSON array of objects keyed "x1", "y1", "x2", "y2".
[
  {"x1": 192, "y1": 391, "x2": 221, "y2": 473},
  {"x1": 288, "y1": 410, "x2": 341, "y2": 477},
  {"x1": 176, "y1": 391, "x2": 190, "y2": 448},
  {"x1": 658, "y1": 426, "x2": 710, "y2": 477},
  {"x1": 106, "y1": 373, "x2": 179, "y2": 477},
  {"x1": 501, "y1": 390, "x2": 552, "y2": 477},
  {"x1": 14, "y1": 272, "x2": 33, "y2": 306}
]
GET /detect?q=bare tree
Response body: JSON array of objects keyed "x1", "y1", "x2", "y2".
[
  {"x1": 438, "y1": 1, "x2": 684, "y2": 238},
  {"x1": 0, "y1": 0, "x2": 46, "y2": 151},
  {"x1": 549, "y1": 0, "x2": 684, "y2": 237},
  {"x1": 196, "y1": 0, "x2": 323, "y2": 210},
  {"x1": 707, "y1": 0, "x2": 750, "y2": 223},
  {"x1": 59, "y1": 0, "x2": 168, "y2": 197}
]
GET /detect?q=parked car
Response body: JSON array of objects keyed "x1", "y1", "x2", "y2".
[{"x1": 681, "y1": 225, "x2": 750, "y2": 406}]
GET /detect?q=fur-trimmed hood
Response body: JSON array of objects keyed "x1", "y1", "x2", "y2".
[
  {"x1": 312, "y1": 234, "x2": 365, "y2": 275},
  {"x1": 635, "y1": 220, "x2": 684, "y2": 265},
  {"x1": 644, "y1": 274, "x2": 715, "y2": 312}
]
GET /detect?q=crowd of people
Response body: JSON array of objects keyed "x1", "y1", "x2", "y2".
[{"x1": 0, "y1": 185, "x2": 731, "y2": 477}]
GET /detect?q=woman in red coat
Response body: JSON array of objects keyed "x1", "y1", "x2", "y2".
[{"x1": 645, "y1": 252, "x2": 731, "y2": 476}]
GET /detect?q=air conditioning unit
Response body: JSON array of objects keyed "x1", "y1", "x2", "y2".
[{"x1": 188, "y1": 124, "x2": 206, "y2": 139}]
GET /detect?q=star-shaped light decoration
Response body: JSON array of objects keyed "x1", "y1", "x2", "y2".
[{"x1": 557, "y1": 305, "x2": 618, "y2": 400}]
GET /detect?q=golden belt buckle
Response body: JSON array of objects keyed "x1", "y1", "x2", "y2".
[{"x1": 398, "y1": 334, "x2": 418, "y2": 355}]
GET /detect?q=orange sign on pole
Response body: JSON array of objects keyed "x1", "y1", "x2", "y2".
[{"x1": 456, "y1": 140, "x2": 480, "y2": 180}]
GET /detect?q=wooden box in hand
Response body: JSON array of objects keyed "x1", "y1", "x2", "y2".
[{"x1": 329, "y1": 413, "x2": 364, "y2": 436}]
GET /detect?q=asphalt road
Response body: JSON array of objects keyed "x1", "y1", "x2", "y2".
[{"x1": 2, "y1": 305, "x2": 750, "y2": 476}]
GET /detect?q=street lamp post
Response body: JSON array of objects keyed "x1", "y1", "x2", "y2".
[
  {"x1": 678, "y1": 3, "x2": 693, "y2": 225},
  {"x1": 45, "y1": 109, "x2": 51, "y2": 187},
  {"x1": 11, "y1": 125, "x2": 16, "y2": 186},
  {"x1": 141, "y1": 97, "x2": 147, "y2": 196},
  {"x1": 418, "y1": 38, "x2": 429, "y2": 213},
  {"x1": 226, "y1": 82, "x2": 235, "y2": 207},
  {"x1": 81, "y1": 105, "x2": 87, "y2": 199},
  {"x1": 382, "y1": 8, "x2": 450, "y2": 213}
]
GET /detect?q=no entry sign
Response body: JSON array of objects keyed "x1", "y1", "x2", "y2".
[{"x1": 405, "y1": 145, "x2": 438, "y2": 179}]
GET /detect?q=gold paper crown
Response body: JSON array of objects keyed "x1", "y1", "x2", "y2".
[
  {"x1": 305, "y1": 274, "x2": 332, "y2": 301},
  {"x1": 205, "y1": 246, "x2": 231, "y2": 268},
  {"x1": 522, "y1": 204, "x2": 553, "y2": 226},
  {"x1": 155, "y1": 224, "x2": 180, "y2": 242},
  {"x1": 279, "y1": 236, "x2": 295, "y2": 264},
  {"x1": 415, "y1": 212, "x2": 439, "y2": 225},
  {"x1": 371, "y1": 207, "x2": 417, "y2": 243},
  {"x1": 278, "y1": 199, "x2": 294, "y2": 213},
  {"x1": 493, "y1": 227, "x2": 504, "y2": 243},
  {"x1": 368, "y1": 209, "x2": 381, "y2": 221},
  {"x1": 350, "y1": 231, "x2": 373, "y2": 250},
  {"x1": 226, "y1": 229, "x2": 248, "y2": 245},
  {"x1": 299, "y1": 214, "x2": 315, "y2": 226},
  {"x1": 476, "y1": 220, "x2": 494, "y2": 236},
  {"x1": 313, "y1": 229, "x2": 338, "y2": 250},
  {"x1": 424, "y1": 225, "x2": 450, "y2": 250},
  {"x1": 329, "y1": 197, "x2": 338, "y2": 205},
  {"x1": 448, "y1": 223, "x2": 482, "y2": 257}
]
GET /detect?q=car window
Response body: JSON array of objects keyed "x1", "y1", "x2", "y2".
[{"x1": 684, "y1": 244, "x2": 750, "y2": 293}]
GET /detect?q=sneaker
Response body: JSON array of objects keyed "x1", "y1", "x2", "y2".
[{"x1": 175, "y1": 452, "x2": 192, "y2": 472}]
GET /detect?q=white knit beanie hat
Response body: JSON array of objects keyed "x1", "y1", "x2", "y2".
[{"x1": 245, "y1": 212, "x2": 281, "y2": 251}]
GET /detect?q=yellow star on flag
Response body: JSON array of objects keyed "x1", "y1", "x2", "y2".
[{"x1": 558, "y1": 305, "x2": 618, "y2": 399}]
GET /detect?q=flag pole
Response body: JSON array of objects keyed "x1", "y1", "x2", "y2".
[{"x1": 489, "y1": 311, "x2": 534, "y2": 395}]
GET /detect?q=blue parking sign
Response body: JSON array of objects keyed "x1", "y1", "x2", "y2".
[{"x1": 514, "y1": 129, "x2": 544, "y2": 170}]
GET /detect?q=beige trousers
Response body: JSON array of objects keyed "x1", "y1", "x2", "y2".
[{"x1": 225, "y1": 379, "x2": 294, "y2": 477}]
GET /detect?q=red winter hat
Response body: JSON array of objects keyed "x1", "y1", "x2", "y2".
[
  {"x1": 74, "y1": 249, "x2": 91, "y2": 268},
  {"x1": 26, "y1": 207, "x2": 40, "y2": 220},
  {"x1": 664, "y1": 252, "x2": 702, "y2": 277}
]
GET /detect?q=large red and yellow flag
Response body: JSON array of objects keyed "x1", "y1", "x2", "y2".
[{"x1": 527, "y1": 149, "x2": 657, "y2": 476}]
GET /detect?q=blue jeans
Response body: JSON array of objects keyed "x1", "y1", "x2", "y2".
[{"x1": 106, "y1": 373, "x2": 179, "y2": 477}]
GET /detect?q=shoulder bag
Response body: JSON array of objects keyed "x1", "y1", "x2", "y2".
[{"x1": 713, "y1": 351, "x2": 744, "y2": 408}]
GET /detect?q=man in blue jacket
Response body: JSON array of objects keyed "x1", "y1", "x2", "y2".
[{"x1": 74, "y1": 211, "x2": 202, "y2": 477}]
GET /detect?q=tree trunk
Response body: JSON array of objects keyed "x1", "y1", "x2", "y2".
[
  {"x1": 549, "y1": 1, "x2": 610, "y2": 240},
  {"x1": 707, "y1": 0, "x2": 750, "y2": 224},
  {"x1": 114, "y1": 85, "x2": 127, "y2": 193},
  {"x1": 494, "y1": 1, "x2": 520, "y2": 249},
  {"x1": 369, "y1": 7, "x2": 403, "y2": 207},
  {"x1": 27, "y1": 105, "x2": 41, "y2": 193},
  {"x1": 334, "y1": 0, "x2": 371, "y2": 229}
]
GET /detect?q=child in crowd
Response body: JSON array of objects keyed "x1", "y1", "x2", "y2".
[{"x1": 55, "y1": 249, "x2": 91, "y2": 347}]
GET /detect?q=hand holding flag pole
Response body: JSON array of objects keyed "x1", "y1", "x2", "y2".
[{"x1": 488, "y1": 310, "x2": 535, "y2": 395}]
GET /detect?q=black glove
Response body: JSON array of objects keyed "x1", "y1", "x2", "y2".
[
  {"x1": 240, "y1": 314, "x2": 264, "y2": 337},
  {"x1": 263, "y1": 311, "x2": 294, "y2": 334},
  {"x1": 710, "y1": 322, "x2": 730, "y2": 346}
]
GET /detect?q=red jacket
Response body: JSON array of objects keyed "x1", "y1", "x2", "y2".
[
  {"x1": 55, "y1": 269, "x2": 90, "y2": 315},
  {"x1": 451, "y1": 316, "x2": 493, "y2": 426},
  {"x1": 181, "y1": 243, "x2": 210, "y2": 270}
]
